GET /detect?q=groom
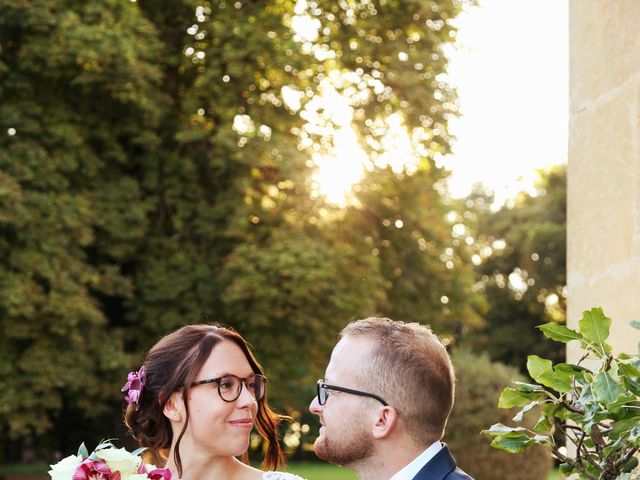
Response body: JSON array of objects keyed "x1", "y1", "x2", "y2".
[{"x1": 309, "y1": 317, "x2": 473, "y2": 480}]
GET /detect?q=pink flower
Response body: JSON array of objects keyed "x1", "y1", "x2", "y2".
[
  {"x1": 72, "y1": 458, "x2": 119, "y2": 480},
  {"x1": 147, "y1": 468, "x2": 172, "y2": 480},
  {"x1": 121, "y1": 366, "x2": 146, "y2": 405}
]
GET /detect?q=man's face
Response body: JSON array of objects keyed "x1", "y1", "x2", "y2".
[{"x1": 309, "y1": 335, "x2": 376, "y2": 466}]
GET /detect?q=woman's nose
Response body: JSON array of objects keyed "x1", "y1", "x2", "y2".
[{"x1": 236, "y1": 382, "x2": 258, "y2": 407}]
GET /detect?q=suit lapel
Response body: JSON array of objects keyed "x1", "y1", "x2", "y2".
[{"x1": 411, "y1": 445, "x2": 457, "y2": 480}]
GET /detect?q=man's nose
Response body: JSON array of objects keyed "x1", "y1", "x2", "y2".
[{"x1": 309, "y1": 395, "x2": 322, "y2": 414}]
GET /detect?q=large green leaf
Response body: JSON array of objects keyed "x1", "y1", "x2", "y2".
[
  {"x1": 498, "y1": 387, "x2": 538, "y2": 408},
  {"x1": 527, "y1": 355, "x2": 553, "y2": 382},
  {"x1": 537, "y1": 370, "x2": 572, "y2": 393},
  {"x1": 592, "y1": 372, "x2": 624, "y2": 404},
  {"x1": 489, "y1": 434, "x2": 534, "y2": 453},
  {"x1": 579, "y1": 307, "x2": 611, "y2": 349},
  {"x1": 611, "y1": 418, "x2": 640, "y2": 437},
  {"x1": 526, "y1": 355, "x2": 573, "y2": 392},
  {"x1": 538, "y1": 323, "x2": 583, "y2": 343}
]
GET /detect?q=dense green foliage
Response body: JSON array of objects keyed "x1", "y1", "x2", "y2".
[
  {"x1": 466, "y1": 166, "x2": 566, "y2": 370},
  {"x1": 0, "y1": 0, "x2": 492, "y2": 461},
  {"x1": 446, "y1": 349, "x2": 552, "y2": 480},
  {"x1": 484, "y1": 308, "x2": 640, "y2": 480}
]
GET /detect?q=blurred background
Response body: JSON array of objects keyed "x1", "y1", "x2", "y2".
[{"x1": 0, "y1": 0, "x2": 566, "y2": 478}]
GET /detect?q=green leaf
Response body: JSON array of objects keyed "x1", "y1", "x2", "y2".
[
  {"x1": 513, "y1": 401, "x2": 540, "y2": 422},
  {"x1": 538, "y1": 323, "x2": 583, "y2": 343},
  {"x1": 526, "y1": 356, "x2": 574, "y2": 392},
  {"x1": 554, "y1": 363, "x2": 589, "y2": 375},
  {"x1": 538, "y1": 369, "x2": 572, "y2": 393},
  {"x1": 619, "y1": 362, "x2": 640, "y2": 378},
  {"x1": 78, "y1": 442, "x2": 89, "y2": 458},
  {"x1": 481, "y1": 423, "x2": 528, "y2": 437},
  {"x1": 592, "y1": 371, "x2": 624, "y2": 404},
  {"x1": 628, "y1": 424, "x2": 640, "y2": 442},
  {"x1": 527, "y1": 355, "x2": 553, "y2": 383},
  {"x1": 611, "y1": 418, "x2": 639, "y2": 437},
  {"x1": 630, "y1": 320, "x2": 640, "y2": 330},
  {"x1": 490, "y1": 434, "x2": 533, "y2": 453},
  {"x1": 622, "y1": 457, "x2": 639, "y2": 473},
  {"x1": 532, "y1": 434, "x2": 551, "y2": 444},
  {"x1": 499, "y1": 387, "x2": 536, "y2": 408},
  {"x1": 512, "y1": 381, "x2": 545, "y2": 393},
  {"x1": 605, "y1": 394, "x2": 638, "y2": 415},
  {"x1": 558, "y1": 463, "x2": 574, "y2": 475},
  {"x1": 621, "y1": 374, "x2": 640, "y2": 396},
  {"x1": 533, "y1": 415, "x2": 551, "y2": 432},
  {"x1": 579, "y1": 307, "x2": 611, "y2": 352}
]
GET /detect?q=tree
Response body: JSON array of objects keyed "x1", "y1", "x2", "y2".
[
  {"x1": 466, "y1": 165, "x2": 567, "y2": 370},
  {"x1": 342, "y1": 166, "x2": 486, "y2": 340},
  {"x1": 0, "y1": 0, "x2": 475, "y2": 459},
  {"x1": 0, "y1": 0, "x2": 159, "y2": 456}
]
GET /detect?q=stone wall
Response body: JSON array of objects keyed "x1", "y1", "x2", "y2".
[{"x1": 568, "y1": 0, "x2": 640, "y2": 361}]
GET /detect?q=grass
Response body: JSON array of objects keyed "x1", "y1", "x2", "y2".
[
  {"x1": 286, "y1": 461, "x2": 561, "y2": 480},
  {"x1": 286, "y1": 461, "x2": 357, "y2": 480}
]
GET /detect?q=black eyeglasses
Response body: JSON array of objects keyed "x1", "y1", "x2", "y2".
[
  {"x1": 316, "y1": 379, "x2": 388, "y2": 406},
  {"x1": 192, "y1": 374, "x2": 266, "y2": 402}
]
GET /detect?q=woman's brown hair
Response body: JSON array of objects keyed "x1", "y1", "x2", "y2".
[{"x1": 123, "y1": 324, "x2": 286, "y2": 477}]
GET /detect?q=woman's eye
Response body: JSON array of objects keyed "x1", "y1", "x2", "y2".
[{"x1": 219, "y1": 378, "x2": 235, "y2": 390}]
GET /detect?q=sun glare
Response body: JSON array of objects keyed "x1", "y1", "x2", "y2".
[
  {"x1": 442, "y1": 0, "x2": 568, "y2": 205},
  {"x1": 311, "y1": 127, "x2": 367, "y2": 206},
  {"x1": 289, "y1": 0, "x2": 568, "y2": 208},
  {"x1": 289, "y1": 0, "x2": 431, "y2": 206}
]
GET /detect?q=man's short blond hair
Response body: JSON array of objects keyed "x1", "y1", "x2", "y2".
[{"x1": 341, "y1": 317, "x2": 455, "y2": 445}]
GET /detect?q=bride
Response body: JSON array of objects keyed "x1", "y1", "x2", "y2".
[{"x1": 123, "y1": 324, "x2": 305, "y2": 480}]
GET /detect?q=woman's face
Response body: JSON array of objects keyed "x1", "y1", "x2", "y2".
[{"x1": 176, "y1": 339, "x2": 260, "y2": 458}]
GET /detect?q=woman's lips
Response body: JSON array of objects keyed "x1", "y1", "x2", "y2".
[{"x1": 229, "y1": 418, "x2": 253, "y2": 428}]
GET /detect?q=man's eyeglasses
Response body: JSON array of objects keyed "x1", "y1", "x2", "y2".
[
  {"x1": 316, "y1": 379, "x2": 389, "y2": 406},
  {"x1": 192, "y1": 374, "x2": 266, "y2": 402}
]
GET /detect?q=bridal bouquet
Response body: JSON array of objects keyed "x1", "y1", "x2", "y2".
[{"x1": 48, "y1": 440, "x2": 171, "y2": 480}]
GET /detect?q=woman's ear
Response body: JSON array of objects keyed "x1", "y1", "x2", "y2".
[
  {"x1": 371, "y1": 406, "x2": 399, "y2": 439},
  {"x1": 163, "y1": 391, "x2": 185, "y2": 424}
]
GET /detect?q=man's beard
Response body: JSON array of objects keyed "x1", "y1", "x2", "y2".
[{"x1": 313, "y1": 425, "x2": 374, "y2": 466}]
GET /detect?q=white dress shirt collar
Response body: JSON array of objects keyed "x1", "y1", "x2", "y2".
[{"x1": 388, "y1": 441, "x2": 444, "y2": 480}]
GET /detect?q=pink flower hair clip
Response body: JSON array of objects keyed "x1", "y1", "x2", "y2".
[{"x1": 121, "y1": 366, "x2": 146, "y2": 406}]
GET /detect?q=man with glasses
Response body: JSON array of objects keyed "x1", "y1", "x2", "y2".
[{"x1": 309, "y1": 317, "x2": 473, "y2": 480}]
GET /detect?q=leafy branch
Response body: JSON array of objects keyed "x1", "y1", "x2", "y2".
[{"x1": 482, "y1": 308, "x2": 640, "y2": 480}]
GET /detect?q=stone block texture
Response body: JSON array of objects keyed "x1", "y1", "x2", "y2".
[{"x1": 568, "y1": 0, "x2": 640, "y2": 361}]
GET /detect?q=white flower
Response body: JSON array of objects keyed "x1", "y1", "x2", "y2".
[
  {"x1": 48, "y1": 454, "x2": 82, "y2": 480},
  {"x1": 96, "y1": 447, "x2": 141, "y2": 475},
  {"x1": 122, "y1": 474, "x2": 150, "y2": 480}
]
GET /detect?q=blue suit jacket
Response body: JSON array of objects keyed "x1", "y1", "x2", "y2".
[{"x1": 412, "y1": 445, "x2": 473, "y2": 480}]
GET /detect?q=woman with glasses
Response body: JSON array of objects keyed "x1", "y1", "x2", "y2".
[{"x1": 123, "y1": 324, "x2": 304, "y2": 480}]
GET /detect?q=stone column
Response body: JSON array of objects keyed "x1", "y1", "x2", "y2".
[{"x1": 568, "y1": 0, "x2": 640, "y2": 361}]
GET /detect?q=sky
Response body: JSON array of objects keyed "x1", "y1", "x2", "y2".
[{"x1": 443, "y1": 0, "x2": 569, "y2": 205}]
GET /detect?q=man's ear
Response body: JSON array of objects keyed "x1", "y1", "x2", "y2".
[
  {"x1": 371, "y1": 406, "x2": 399, "y2": 439},
  {"x1": 163, "y1": 391, "x2": 185, "y2": 424}
]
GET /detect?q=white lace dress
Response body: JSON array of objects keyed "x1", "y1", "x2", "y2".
[{"x1": 262, "y1": 473, "x2": 306, "y2": 480}]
